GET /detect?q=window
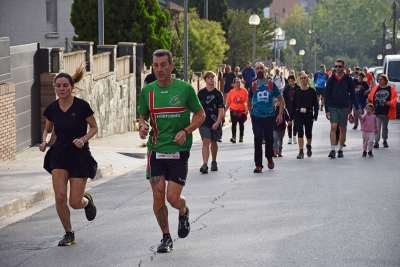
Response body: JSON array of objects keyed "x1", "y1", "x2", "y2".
[
  {"x1": 46, "y1": 0, "x2": 57, "y2": 33},
  {"x1": 282, "y1": 8, "x2": 285, "y2": 13}
]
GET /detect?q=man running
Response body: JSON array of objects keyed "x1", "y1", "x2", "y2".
[
  {"x1": 314, "y1": 64, "x2": 329, "y2": 111},
  {"x1": 325, "y1": 59, "x2": 360, "y2": 158},
  {"x1": 248, "y1": 62, "x2": 284, "y2": 173},
  {"x1": 137, "y1": 49, "x2": 205, "y2": 253}
]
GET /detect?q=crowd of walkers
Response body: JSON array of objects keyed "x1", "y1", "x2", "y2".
[{"x1": 39, "y1": 49, "x2": 397, "y2": 253}]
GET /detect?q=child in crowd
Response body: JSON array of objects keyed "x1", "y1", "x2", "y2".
[
  {"x1": 361, "y1": 103, "x2": 378, "y2": 157},
  {"x1": 273, "y1": 98, "x2": 290, "y2": 157}
]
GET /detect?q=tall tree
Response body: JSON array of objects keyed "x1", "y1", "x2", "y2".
[
  {"x1": 170, "y1": 10, "x2": 229, "y2": 73},
  {"x1": 70, "y1": 0, "x2": 172, "y2": 66},
  {"x1": 188, "y1": 0, "x2": 231, "y2": 38},
  {"x1": 226, "y1": 0, "x2": 273, "y2": 12},
  {"x1": 226, "y1": 9, "x2": 274, "y2": 68}
]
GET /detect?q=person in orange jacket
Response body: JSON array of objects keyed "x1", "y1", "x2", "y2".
[{"x1": 367, "y1": 73, "x2": 398, "y2": 148}]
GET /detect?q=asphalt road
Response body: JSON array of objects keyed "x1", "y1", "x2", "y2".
[{"x1": 1, "y1": 118, "x2": 400, "y2": 267}]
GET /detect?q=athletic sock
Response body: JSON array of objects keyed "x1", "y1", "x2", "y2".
[
  {"x1": 163, "y1": 233, "x2": 172, "y2": 240},
  {"x1": 339, "y1": 146, "x2": 343, "y2": 151},
  {"x1": 331, "y1": 145, "x2": 335, "y2": 150}
]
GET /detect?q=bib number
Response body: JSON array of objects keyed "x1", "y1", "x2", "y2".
[{"x1": 156, "y1": 152, "x2": 180, "y2": 159}]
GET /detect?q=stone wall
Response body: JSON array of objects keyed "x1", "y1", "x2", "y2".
[{"x1": 0, "y1": 83, "x2": 16, "y2": 162}]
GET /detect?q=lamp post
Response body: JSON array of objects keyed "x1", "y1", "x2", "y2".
[
  {"x1": 249, "y1": 14, "x2": 260, "y2": 67},
  {"x1": 184, "y1": 0, "x2": 188, "y2": 81},
  {"x1": 386, "y1": 43, "x2": 392, "y2": 53},
  {"x1": 274, "y1": 27, "x2": 283, "y2": 62},
  {"x1": 299, "y1": 49, "x2": 305, "y2": 71},
  {"x1": 309, "y1": 29, "x2": 317, "y2": 73},
  {"x1": 289, "y1": 38, "x2": 296, "y2": 70},
  {"x1": 377, "y1": 54, "x2": 383, "y2": 66}
]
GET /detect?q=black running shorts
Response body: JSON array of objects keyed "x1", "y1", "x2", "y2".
[{"x1": 146, "y1": 150, "x2": 190, "y2": 186}]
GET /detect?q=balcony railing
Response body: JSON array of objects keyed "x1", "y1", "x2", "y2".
[
  {"x1": 92, "y1": 52, "x2": 110, "y2": 76},
  {"x1": 116, "y1": 55, "x2": 130, "y2": 78}
]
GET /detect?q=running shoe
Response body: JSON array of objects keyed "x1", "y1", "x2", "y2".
[
  {"x1": 368, "y1": 151, "x2": 374, "y2": 157},
  {"x1": 287, "y1": 138, "x2": 292, "y2": 144},
  {"x1": 352, "y1": 125, "x2": 357, "y2": 130},
  {"x1": 373, "y1": 142, "x2": 379, "y2": 148},
  {"x1": 157, "y1": 238, "x2": 173, "y2": 252},
  {"x1": 178, "y1": 206, "x2": 190, "y2": 238},
  {"x1": 218, "y1": 139, "x2": 222, "y2": 142},
  {"x1": 267, "y1": 159, "x2": 274, "y2": 169},
  {"x1": 200, "y1": 164, "x2": 208, "y2": 174},
  {"x1": 328, "y1": 150, "x2": 336, "y2": 158},
  {"x1": 211, "y1": 161, "x2": 218, "y2": 171},
  {"x1": 253, "y1": 166, "x2": 263, "y2": 173},
  {"x1": 230, "y1": 137, "x2": 236, "y2": 143},
  {"x1": 58, "y1": 232, "x2": 76, "y2": 246},
  {"x1": 297, "y1": 151, "x2": 304, "y2": 159},
  {"x1": 383, "y1": 140, "x2": 388, "y2": 148},
  {"x1": 293, "y1": 137, "x2": 297, "y2": 144},
  {"x1": 277, "y1": 152, "x2": 283, "y2": 157},
  {"x1": 273, "y1": 150, "x2": 278, "y2": 158},
  {"x1": 306, "y1": 144, "x2": 312, "y2": 157},
  {"x1": 239, "y1": 136, "x2": 243, "y2": 143},
  {"x1": 337, "y1": 150, "x2": 344, "y2": 158},
  {"x1": 83, "y1": 192, "x2": 97, "y2": 221},
  {"x1": 362, "y1": 151, "x2": 367, "y2": 157}
]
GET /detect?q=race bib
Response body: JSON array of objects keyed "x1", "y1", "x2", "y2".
[{"x1": 156, "y1": 152, "x2": 180, "y2": 159}]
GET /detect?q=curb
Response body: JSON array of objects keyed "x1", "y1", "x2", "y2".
[
  {"x1": 0, "y1": 115, "x2": 231, "y2": 221},
  {"x1": 0, "y1": 163, "x2": 113, "y2": 221}
]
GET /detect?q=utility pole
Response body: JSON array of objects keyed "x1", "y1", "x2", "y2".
[
  {"x1": 98, "y1": 0, "x2": 104, "y2": 45},
  {"x1": 273, "y1": 13, "x2": 278, "y2": 61},
  {"x1": 392, "y1": 0, "x2": 397, "y2": 54},
  {"x1": 204, "y1": 0, "x2": 208, "y2": 20},
  {"x1": 309, "y1": 22, "x2": 313, "y2": 72},
  {"x1": 382, "y1": 20, "x2": 387, "y2": 57},
  {"x1": 184, "y1": 0, "x2": 188, "y2": 81}
]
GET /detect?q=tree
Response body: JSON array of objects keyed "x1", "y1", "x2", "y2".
[
  {"x1": 226, "y1": 0, "x2": 273, "y2": 12},
  {"x1": 70, "y1": 0, "x2": 172, "y2": 66},
  {"x1": 170, "y1": 10, "x2": 229, "y2": 74},
  {"x1": 188, "y1": 0, "x2": 231, "y2": 38},
  {"x1": 225, "y1": 9, "x2": 274, "y2": 68}
]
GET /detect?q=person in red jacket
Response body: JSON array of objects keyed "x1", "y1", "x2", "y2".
[{"x1": 367, "y1": 74, "x2": 398, "y2": 148}]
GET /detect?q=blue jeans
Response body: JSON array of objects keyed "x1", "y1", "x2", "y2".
[{"x1": 251, "y1": 115, "x2": 275, "y2": 167}]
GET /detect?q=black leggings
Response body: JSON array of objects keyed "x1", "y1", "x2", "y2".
[
  {"x1": 294, "y1": 111, "x2": 314, "y2": 139},
  {"x1": 230, "y1": 111, "x2": 245, "y2": 137}
]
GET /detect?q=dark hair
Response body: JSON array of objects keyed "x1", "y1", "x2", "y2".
[
  {"x1": 358, "y1": 72, "x2": 365, "y2": 77},
  {"x1": 153, "y1": 49, "x2": 173, "y2": 64},
  {"x1": 287, "y1": 75, "x2": 295, "y2": 81},
  {"x1": 335, "y1": 59, "x2": 345, "y2": 66},
  {"x1": 54, "y1": 64, "x2": 85, "y2": 88}
]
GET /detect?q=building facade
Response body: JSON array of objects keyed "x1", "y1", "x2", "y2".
[{"x1": 268, "y1": 0, "x2": 317, "y2": 21}]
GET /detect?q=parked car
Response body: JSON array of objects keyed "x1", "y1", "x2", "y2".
[{"x1": 382, "y1": 55, "x2": 400, "y2": 117}]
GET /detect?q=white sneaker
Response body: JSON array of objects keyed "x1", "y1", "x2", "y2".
[
  {"x1": 293, "y1": 137, "x2": 297, "y2": 144},
  {"x1": 287, "y1": 138, "x2": 292, "y2": 144}
]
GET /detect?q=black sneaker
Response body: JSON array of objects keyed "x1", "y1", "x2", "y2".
[
  {"x1": 368, "y1": 151, "x2": 374, "y2": 157},
  {"x1": 178, "y1": 206, "x2": 190, "y2": 238},
  {"x1": 211, "y1": 161, "x2": 218, "y2": 171},
  {"x1": 352, "y1": 125, "x2": 357, "y2": 130},
  {"x1": 362, "y1": 151, "x2": 367, "y2": 157},
  {"x1": 328, "y1": 150, "x2": 336, "y2": 158},
  {"x1": 84, "y1": 192, "x2": 97, "y2": 221},
  {"x1": 230, "y1": 137, "x2": 236, "y2": 143},
  {"x1": 218, "y1": 139, "x2": 222, "y2": 142},
  {"x1": 373, "y1": 142, "x2": 379, "y2": 148},
  {"x1": 306, "y1": 145, "x2": 312, "y2": 157},
  {"x1": 383, "y1": 140, "x2": 388, "y2": 148},
  {"x1": 199, "y1": 164, "x2": 208, "y2": 174},
  {"x1": 337, "y1": 150, "x2": 344, "y2": 158},
  {"x1": 253, "y1": 166, "x2": 263, "y2": 173},
  {"x1": 58, "y1": 232, "x2": 76, "y2": 246},
  {"x1": 239, "y1": 136, "x2": 243, "y2": 142},
  {"x1": 157, "y1": 238, "x2": 173, "y2": 252},
  {"x1": 297, "y1": 151, "x2": 304, "y2": 159}
]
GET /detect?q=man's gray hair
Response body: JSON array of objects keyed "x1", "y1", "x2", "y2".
[{"x1": 153, "y1": 49, "x2": 173, "y2": 64}]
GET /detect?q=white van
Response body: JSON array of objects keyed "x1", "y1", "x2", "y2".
[{"x1": 382, "y1": 55, "x2": 400, "y2": 116}]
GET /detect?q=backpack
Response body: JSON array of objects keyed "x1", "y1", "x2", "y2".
[
  {"x1": 252, "y1": 79, "x2": 274, "y2": 93},
  {"x1": 273, "y1": 75, "x2": 284, "y2": 84},
  {"x1": 327, "y1": 74, "x2": 352, "y2": 93}
]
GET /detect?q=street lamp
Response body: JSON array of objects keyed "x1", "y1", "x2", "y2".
[
  {"x1": 299, "y1": 49, "x2": 305, "y2": 71},
  {"x1": 289, "y1": 38, "x2": 296, "y2": 70},
  {"x1": 377, "y1": 54, "x2": 383, "y2": 66},
  {"x1": 249, "y1": 14, "x2": 260, "y2": 67},
  {"x1": 274, "y1": 27, "x2": 283, "y2": 62},
  {"x1": 309, "y1": 29, "x2": 317, "y2": 73},
  {"x1": 386, "y1": 43, "x2": 392, "y2": 51}
]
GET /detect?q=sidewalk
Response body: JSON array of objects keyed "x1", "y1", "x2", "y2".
[{"x1": 0, "y1": 115, "x2": 230, "y2": 221}]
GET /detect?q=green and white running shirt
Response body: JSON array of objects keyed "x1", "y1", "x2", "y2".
[{"x1": 137, "y1": 79, "x2": 202, "y2": 153}]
